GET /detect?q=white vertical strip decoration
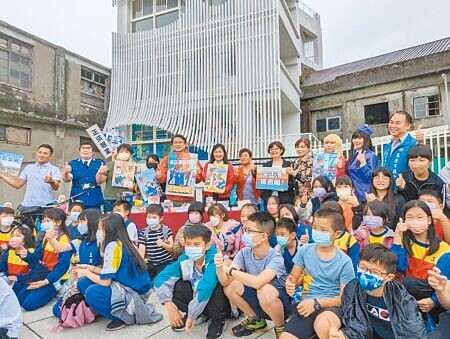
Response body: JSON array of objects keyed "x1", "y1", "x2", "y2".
[{"x1": 106, "y1": 0, "x2": 282, "y2": 158}]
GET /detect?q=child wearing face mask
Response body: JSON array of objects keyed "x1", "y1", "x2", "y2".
[
  {"x1": 297, "y1": 176, "x2": 338, "y2": 223},
  {"x1": 419, "y1": 189, "x2": 450, "y2": 244},
  {"x1": 284, "y1": 207, "x2": 355, "y2": 339},
  {"x1": 215, "y1": 212, "x2": 291, "y2": 338},
  {"x1": 138, "y1": 204, "x2": 173, "y2": 280},
  {"x1": 155, "y1": 225, "x2": 230, "y2": 338},
  {"x1": 0, "y1": 225, "x2": 35, "y2": 293},
  {"x1": 0, "y1": 207, "x2": 15, "y2": 251},
  {"x1": 45, "y1": 209, "x2": 103, "y2": 318},
  {"x1": 391, "y1": 200, "x2": 450, "y2": 323},
  {"x1": 354, "y1": 200, "x2": 395, "y2": 250},
  {"x1": 173, "y1": 201, "x2": 205, "y2": 256},
  {"x1": 335, "y1": 175, "x2": 360, "y2": 233},
  {"x1": 112, "y1": 200, "x2": 138, "y2": 246},
  {"x1": 330, "y1": 244, "x2": 425, "y2": 339},
  {"x1": 96, "y1": 143, "x2": 135, "y2": 212},
  {"x1": 266, "y1": 196, "x2": 280, "y2": 221},
  {"x1": 280, "y1": 204, "x2": 312, "y2": 246},
  {"x1": 14, "y1": 208, "x2": 71, "y2": 311},
  {"x1": 204, "y1": 203, "x2": 239, "y2": 256},
  {"x1": 66, "y1": 201, "x2": 84, "y2": 240},
  {"x1": 274, "y1": 218, "x2": 301, "y2": 274}
]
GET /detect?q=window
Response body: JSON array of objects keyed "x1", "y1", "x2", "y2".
[
  {"x1": 413, "y1": 94, "x2": 440, "y2": 118},
  {"x1": 80, "y1": 66, "x2": 108, "y2": 109},
  {"x1": 0, "y1": 124, "x2": 31, "y2": 145},
  {"x1": 0, "y1": 35, "x2": 32, "y2": 89},
  {"x1": 131, "y1": 0, "x2": 182, "y2": 32},
  {"x1": 364, "y1": 102, "x2": 389, "y2": 125},
  {"x1": 131, "y1": 124, "x2": 173, "y2": 161},
  {"x1": 315, "y1": 116, "x2": 341, "y2": 133}
]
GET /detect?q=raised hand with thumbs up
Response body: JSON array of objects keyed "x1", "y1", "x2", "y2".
[
  {"x1": 395, "y1": 173, "x2": 406, "y2": 191},
  {"x1": 393, "y1": 217, "x2": 407, "y2": 245},
  {"x1": 356, "y1": 150, "x2": 366, "y2": 166},
  {"x1": 415, "y1": 124, "x2": 425, "y2": 144},
  {"x1": 63, "y1": 161, "x2": 72, "y2": 175}
]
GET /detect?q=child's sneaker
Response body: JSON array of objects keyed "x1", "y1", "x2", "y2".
[
  {"x1": 274, "y1": 325, "x2": 284, "y2": 338},
  {"x1": 232, "y1": 316, "x2": 267, "y2": 337},
  {"x1": 206, "y1": 319, "x2": 226, "y2": 339},
  {"x1": 195, "y1": 314, "x2": 209, "y2": 325}
]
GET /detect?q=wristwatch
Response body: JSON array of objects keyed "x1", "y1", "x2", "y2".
[
  {"x1": 313, "y1": 299, "x2": 322, "y2": 312},
  {"x1": 229, "y1": 267, "x2": 238, "y2": 277}
]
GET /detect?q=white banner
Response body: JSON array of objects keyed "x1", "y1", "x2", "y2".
[{"x1": 86, "y1": 124, "x2": 113, "y2": 159}]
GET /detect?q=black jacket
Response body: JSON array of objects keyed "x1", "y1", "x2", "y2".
[
  {"x1": 341, "y1": 279, "x2": 426, "y2": 339},
  {"x1": 259, "y1": 159, "x2": 296, "y2": 205},
  {"x1": 398, "y1": 169, "x2": 445, "y2": 202}
]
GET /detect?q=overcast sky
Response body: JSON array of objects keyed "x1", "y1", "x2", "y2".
[{"x1": 0, "y1": 0, "x2": 449, "y2": 68}]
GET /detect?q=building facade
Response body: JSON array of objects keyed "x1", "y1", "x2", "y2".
[
  {"x1": 301, "y1": 38, "x2": 450, "y2": 141},
  {"x1": 0, "y1": 20, "x2": 111, "y2": 207},
  {"x1": 108, "y1": 0, "x2": 322, "y2": 159}
]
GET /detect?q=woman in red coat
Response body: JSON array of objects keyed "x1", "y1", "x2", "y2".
[
  {"x1": 233, "y1": 148, "x2": 260, "y2": 205},
  {"x1": 200, "y1": 143, "x2": 235, "y2": 204}
]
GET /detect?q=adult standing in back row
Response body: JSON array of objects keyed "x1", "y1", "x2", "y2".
[
  {"x1": 156, "y1": 134, "x2": 203, "y2": 206},
  {"x1": 383, "y1": 111, "x2": 424, "y2": 182}
]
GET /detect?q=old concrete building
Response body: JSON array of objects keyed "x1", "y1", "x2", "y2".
[
  {"x1": 301, "y1": 37, "x2": 450, "y2": 142},
  {"x1": 0, "y1": 20, "x2": 110, "y2": 207}
]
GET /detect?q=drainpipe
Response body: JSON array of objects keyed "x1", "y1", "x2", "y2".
[{"x1": 443, "y1": 73, "x2": 450, "y2": 130}]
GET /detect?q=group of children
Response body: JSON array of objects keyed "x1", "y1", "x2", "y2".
[{"x1": 1, "y1": 143, "x2": 450, "y2": 339}]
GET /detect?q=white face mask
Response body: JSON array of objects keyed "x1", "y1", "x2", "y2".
[
  {"x1": 117, "y1": 153, "x2": 130, "y2": 161},
  {"x1": 210, "y1": 216, "x2": 221, "y2": 227},
  {"x1": 1, "y1": 216, "x2": 14, "y2": 227}
]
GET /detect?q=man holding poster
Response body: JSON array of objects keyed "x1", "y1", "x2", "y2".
[
  {"x1": 156, "y1": 134, "x2": 202, "y2": 205},
  {"x1": 0, "y1": 144, "x2": 61, "y2": 217}
]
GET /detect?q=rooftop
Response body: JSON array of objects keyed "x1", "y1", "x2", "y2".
[{"x1": 304, "y1": 36, "x2": 450, "y2": 86}]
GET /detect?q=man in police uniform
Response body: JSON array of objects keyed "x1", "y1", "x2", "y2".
[{"x1": 63, "y1": 142, "x2": 105, "y2": 209}]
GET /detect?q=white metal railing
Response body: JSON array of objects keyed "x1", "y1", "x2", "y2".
[{"x1": 246, "y1": 126, "x2": 450, "y2": 172}]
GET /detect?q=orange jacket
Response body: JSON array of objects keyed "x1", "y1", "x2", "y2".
[
  {"x1": 233, "y1": 166, "x2": 260, "y2": 201},
  {"x1": 158, "y1": 151, "x2": 203, "y2": 202},
  {"x1": 201, "y1": 163, "x2": 235, "y2": 199}
]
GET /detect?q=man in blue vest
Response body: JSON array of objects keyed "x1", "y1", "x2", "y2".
[
  {"x1": 382, "y1": 111, "x2": 424, "y2": 183},
  {"x1": 62, "y1": 142, "x2": 105, "y2": 209}
]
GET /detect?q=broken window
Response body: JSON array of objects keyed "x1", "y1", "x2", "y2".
[
  {"x1": 364, "y1": 102, "x2": 389, "y2": 125},
  {"x1": 413, "y1": 94, "x2": 440, "y2": 118},
  {"x1": 80, "y1": 66, "x2": 108, "y2": 109}
]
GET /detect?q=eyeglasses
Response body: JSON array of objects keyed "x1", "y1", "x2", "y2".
[
  {"x1": 242, "y1": 226, "x2": 266, "y2": 234},
  {"x1": 358, "y1": 265, "x2": 388, "y2": 277}
]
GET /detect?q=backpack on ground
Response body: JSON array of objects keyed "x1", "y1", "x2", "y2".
[{"x1": 48, "y1": 293, "x2": 96, "y2": 331}]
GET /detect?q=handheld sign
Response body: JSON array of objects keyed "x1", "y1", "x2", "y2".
[
  {"x1": 86, "y1": 124, "x2": 113, "y2": 159},
  {"x1": 255, "y1": 167, "x2": 289, "y2": 191}
]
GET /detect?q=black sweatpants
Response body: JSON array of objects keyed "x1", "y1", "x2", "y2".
[
  {"x1": 172, "y1": 280, "x2": 230, "y2": 321},
  {"x1": 147, "y1": 260, "x2": 171, "y2": 281}
]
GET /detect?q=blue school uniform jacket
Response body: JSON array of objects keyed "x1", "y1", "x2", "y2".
[
  {"x1": 382, "y1": 134, "x2": 416, "y2": 181},
  {"x1": 154, "y1": 245, "x2": 218, "y2": 320},
  {"x1": 68, "y1": 158, "x2": 105, "y2": 208},
  {"x1": 347, "y1": 149, "x2": 378, "y2": 202}
]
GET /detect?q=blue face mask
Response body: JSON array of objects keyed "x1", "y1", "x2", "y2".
[
  {"x1": 40, "y1": 221, "x2": 54, "y2": 232},
  {"x1": 77, "y1": 222, "x2": 88, "y2": 236},
  {"x1": 185, "y1": 246, "x2": 204, "y2": 261},
  {"x1": 242, "y1": 232, "x2": 255, "y2": 248},
  {"x1": 313, "y1": 187, "x2": 327, "y2": 198},
  {"x1": 146, "y1": 218, "x2": 159, "y2": 228},
  {"x1": 276, "y1": 236, "x2": 289, "y2": 248},
  {"x1": 311, "y1": 229, "x2": 332, "y2": 247},
  {"x1": 357, "y1": 268, "x2": 384, "y2": 291}
]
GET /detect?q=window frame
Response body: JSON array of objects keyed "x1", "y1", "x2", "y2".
[
  {"x1": 0, "y1": 34, "x2": 32, "y2": 90},
  {"x1": 131, "y1": 0, "x2": 183, "y2": 32},
  {"x1": 129, "y1": 124, "x2": 173, "y2": 161},
  {"x1": 413, "y1": 94, "x2": 440, "y2": 119},
  {"x1": 0, "y1": 124, "x2": 31, "y2": 146},
  {"x1": 315, "y1": 116, "x2": 341, "y2": 133},
  {"x1": 80, "y1": 66, "x2": 108, "y2": 109}
]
